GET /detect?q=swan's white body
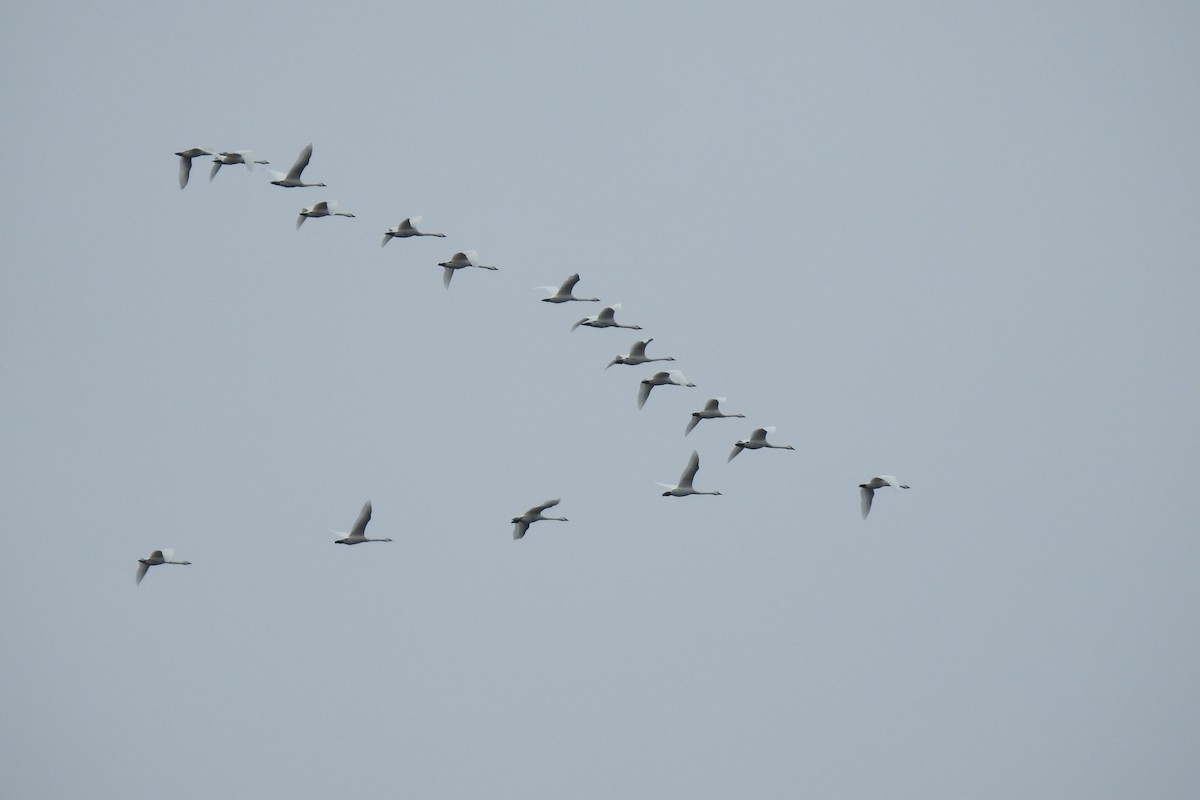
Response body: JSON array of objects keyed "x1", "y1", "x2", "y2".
[
  {"x1": 382, "y1": 216, "x2": 446, "y2": 246},
  {"x1": 606, "y1": 338, "x2": 674, "y2": 369},
  {"x1": 136, "y1": 548, "x2": 192, "y2": 585},
  {"x1": 209, "y1": 150, "x2": 269, "y2": 181},
  {"x1": 297, "y1": 200, "x2": 355, "y2": 229},
  {"x1": 512, "y1": 498, "x2": 568, "y2": 540},
  {"x1": 728, "y1": 427, "x2": 795, "y2": 461},
  {"x1": 269, "y1": 143, "x2": 326, "y2": 187},
  {"x1": 438, "y1": 250, "x2": 497, "y2": 288},
  {"x1": 175, "y1": 147, "x2": 212, "y2": 188},
  {"x1": 684, "y1": 398, "x2": 745, "y2": 435},
  {"x1": 571, "y1": 304, "x2": 641, "y2": 331},
  {"x1": 334, "y1": 501, "x2": 392, "y2": 544},
  {"x1": 637, "y1": 370, "x2": 696, "y2": 409},
  {"x1": 859, "y1": 476, "x2": 910, "y2": 519},
  {"x1": 658, "y1": 450, "x2": 721, "y2": 497},
  {"x1": 538, "y1": 273, "x2": 600, "y2": 303}
]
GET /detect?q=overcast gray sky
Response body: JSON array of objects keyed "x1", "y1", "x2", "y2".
[{"x1": 2, "y1": 2, "x2": 1198, "y2": 798}]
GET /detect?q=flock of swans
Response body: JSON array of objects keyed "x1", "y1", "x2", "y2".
[{"x1": 142, "y1": 143, "x2": 911, "y2": 584}]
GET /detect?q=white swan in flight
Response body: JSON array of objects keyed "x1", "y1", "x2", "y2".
[
  {"x1": 537, "y1": 273, "x2": 600, "y2": 303},
  {"x1": 658, "y1": 450, "x2": 721, "y2": 497},
  {"x1": 268, "y1": 143, "x2": 327, "y2": 187},
  {"x1": 571, "y1": 304, "x2": 641, "y2": 331},
  {"x1": 333, "y1": 501, "x2": 392, "y2": 544},
  {"x1": 684, "y1": 398, "x2": 745, "y2": 435},
  {"x1": 606, "y1": 338, "x2": 674, "y2": 369},
  {"x1": 382, "y1": 216, "x2": 446, "y2": 246},
  {"x1": 297, "y1": 200, "x2": 355, "y2": 229},
  {"x1": 728, "y1": 427, "x2": 795, "y2": 461},
  {"x1": 136, "y1": 549, "x2": 192, "y2": 585},
  {"x1": 209, "y1": 150, "x2": 269, "y2": 181},
  {"x1": 859, "y1": 476, "x2": 910, "y2": 519},
  {"x1": 638, "y1": 370, "x2": 696, "y2": 409},
  {"x1": 512, "y1": 498, "x2": 568, "y2": 540},
  {"x1": 438, "y1": 250, "x2": 498, "y2": 288},
  {"x1": 174, "y1": 147, "x2": 211, "y2": 188}
]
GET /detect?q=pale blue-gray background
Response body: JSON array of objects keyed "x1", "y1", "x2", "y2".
[{"x1": 2, "y1": 2, "x2": 1197, "y2": 798}]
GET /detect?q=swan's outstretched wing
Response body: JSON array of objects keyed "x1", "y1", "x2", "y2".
[
  {"x1": 350, "y1": 501, "x2": 372, "y2": 537},
  {"x1": 136, "y1": 561, "x2": 149, "y2": 585},
  {"x1": 443, "y1": 267, "x2": 455, "y2": 289},
  {"x1": 684, "y1": 415, "x2": 701, "y2": 436},
  {"x1": 678, "y1": 451, "x2": 701, "y2": 488},
  {"x1": 728, "y1": 445, "x2": 742, "y2": 462},
  {"x1": 570, "y1": 317, "x2": 587, "y2": 331},
  {"x1": 286, "y1": 143, "x2": 314, "y2": 181},
  {"x1": 878, "y1": 475, "x2": 904, "y2": 490},
  {"x1": 381, "y1": 233, "x2": 392, "y2": 247},
  {"x1": 513, "y1": 520, "x2": 529, "y2": 540},
  {"x1": 860, "y1": 486, "x2": 874, "y2": 519},
  {"x1": 178, "y1": 156, "x2": 192, "y2": 189},
  {"x1": 529, "y1": 498, "x2": 561, "y2": 515},
  {"x1": 637, "y1": 381, "x2": 653, "y2": 409},
  {"x1": 559, "y1": 273, "x2": 581, "y2": 293},
  {"x1": 629, "y1": 339, "x2": 650, "y2": 358}
]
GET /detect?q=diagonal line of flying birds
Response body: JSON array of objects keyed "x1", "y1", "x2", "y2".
[{"x1": 144, "y1": 142, "x2": 912, "y2": 581}]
